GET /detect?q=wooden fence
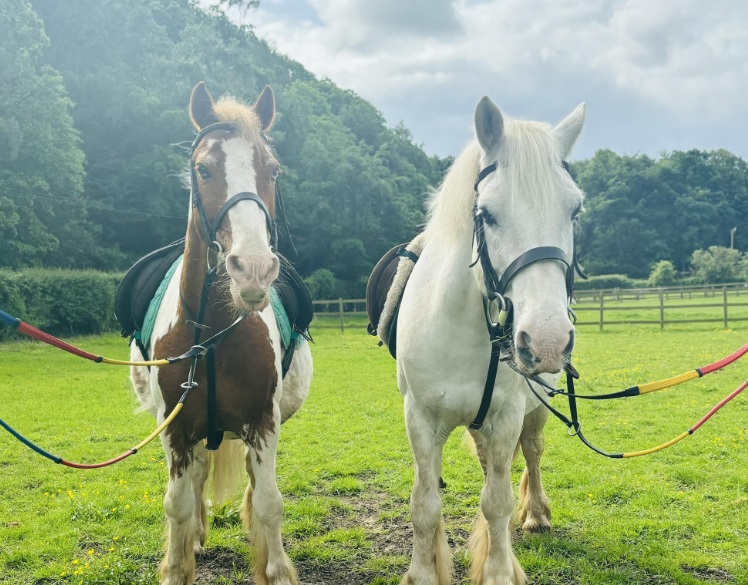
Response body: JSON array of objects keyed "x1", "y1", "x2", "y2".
[{"x1": 312, "y1": 282, "x2": 748, "y2": 331}]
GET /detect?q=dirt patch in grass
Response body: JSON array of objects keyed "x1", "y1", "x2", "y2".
[
  {"x1": 194, "y1": 488, "x2": 479, "y2": 584},
  {"x1": 682, "y1": 566, "x2": 735, "y2": 582}
]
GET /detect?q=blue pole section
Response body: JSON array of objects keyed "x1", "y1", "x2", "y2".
[
  {"x1": 0, "y1": 418, "x2": 62, "y2": 464},
  {"x1": 0, "y1": 308, "x2": 21, "y2": 329}
]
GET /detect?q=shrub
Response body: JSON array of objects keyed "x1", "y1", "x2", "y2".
[
  {"x1": 0, "y1": 269, "x2": 121, "y2": 341},
  {"x1": 690, "y1": 246, "x2": 743, "y2": 284},
  {"x1": 304, "y1": 268, "x2": 338, "y2": 300},
  {"x1": 648, "y1": 260, "x2": 677, "y2": 287}
]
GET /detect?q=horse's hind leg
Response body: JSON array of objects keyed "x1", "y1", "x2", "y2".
[
  {"x1": 160, "y1": 444, "x2": 198, "y2": 585},
  {"x1": 190, "y1": 442, "x2": 210, "y2": 554},
  {"x1": 518, "y1": 407, "x2": 551, "y2": 533},
  {"x1": 243, "y1": 414, "x2": 297, "y2": 585},
  {"x1": 401, "y1": 398, "x2": 451, "y2": 585}
]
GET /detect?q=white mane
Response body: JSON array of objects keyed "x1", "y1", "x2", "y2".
[{"x1": 424, "y1": 119, "x2": 569, "y2": 246}]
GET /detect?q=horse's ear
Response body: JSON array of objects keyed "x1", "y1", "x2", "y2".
[
  {"x1": 553, "y1": 102, "x2": 586, "y2": 159},
  {"x1": 190, "y1": 82, "x2": 218, "y2": 130},
  {"x1": 474, "y1": 96, "x2": 504, "y2": 153},
  {"x1": 254, "y1": 85, "x2": 276, "y2": 131}
]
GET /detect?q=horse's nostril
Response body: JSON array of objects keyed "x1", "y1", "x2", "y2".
[
  {"x1": 563, "y1": 329, "x2": 575, "y2": 357},
  {"x1": 226, "y1": 254, "x2": 245, "y2": 275},
  {"x1": 519, "y1": 331, "x2": 532, "y2": 347},
  {"x1": 264, "y1": 255, "x2": 280, "y2": 281},
  {"x1": 517, "y1": 346, "x2": 535, "y2": 369}
]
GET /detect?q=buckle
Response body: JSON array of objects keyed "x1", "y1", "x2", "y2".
[{"x1": 487, "y1": 292, "x2": 509, "y2": 327}]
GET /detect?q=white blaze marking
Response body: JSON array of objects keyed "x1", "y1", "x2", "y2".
[{"x1": 221, "y1": 136, "x2": 272, "y2": 256}]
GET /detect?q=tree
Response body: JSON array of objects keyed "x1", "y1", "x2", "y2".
[
  {"x1": 30, "y1": 0, "x2": 445, "y2": 286},
  {"x1": 690, "y1": 246, "x2": 743, "y2": 284},
  {"x1": 0, "y1": 0, "x2": 95, "y2": 268},
  {"x1": 647, "y1": 260, "x2": 677, "y2": 287},
  {"x1": 574, "y1": 148, "x2": 748, "y2": 278}
]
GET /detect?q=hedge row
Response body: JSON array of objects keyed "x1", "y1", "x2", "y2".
[
  {"x1": 574, "y1": 274, "x2": 648, "y2": 290},
  {"x1": 0, "y1": 269, "x2": 122, "y2": 341}
]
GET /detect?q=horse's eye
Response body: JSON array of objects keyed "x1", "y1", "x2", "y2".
[
  {"x1": 480, "y1": 207, "x2": 497, "y2": 227},
  {"x1": 572, "y1": 204, "x2": 583, "y2": 223},
  {"x1": 197, "y1": 164, "x2": 212, "y2": 181},
  {"x1": 272, "y1": 167, "x2": 281, "y2": 182}
]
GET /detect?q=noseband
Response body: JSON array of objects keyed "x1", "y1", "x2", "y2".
[
  {"x1": 189, "y1": 122, "x2": 277, "y2": 251},
  {"x1": 468, "y1": 159, "x2": 579, "y2": 430}
]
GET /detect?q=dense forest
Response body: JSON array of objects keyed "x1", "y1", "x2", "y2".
[{"x1": 1, "y1": 0, "x2": 746, "y2": 297}]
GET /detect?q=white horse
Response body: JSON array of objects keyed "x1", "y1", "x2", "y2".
[
  {"x1": 130, "y1": 82, "x2": 313, "y2": 585},
  {"x1": 396, "y1": 97, "x2": 586, "y2": 584}
]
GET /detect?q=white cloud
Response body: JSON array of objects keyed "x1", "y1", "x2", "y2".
[{"x1": 247, "y1": 0, "x2": 748, "y2": 158}]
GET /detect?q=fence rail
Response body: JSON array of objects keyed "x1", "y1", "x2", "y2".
[{"x1": 311, "y1": 282, "x2": 748, "y2": 331}]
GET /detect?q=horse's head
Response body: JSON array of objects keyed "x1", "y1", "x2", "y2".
[
  {"x1": 188, "y1": 82, "x2": 280, "y2": 313},
  {"x1": 472, "y1": 97, "x2": 586, "y2": 374}
]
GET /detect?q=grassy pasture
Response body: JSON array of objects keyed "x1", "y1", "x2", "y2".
[{"x1": 1, "y1": 324, "x2": 747, "y2": 584}]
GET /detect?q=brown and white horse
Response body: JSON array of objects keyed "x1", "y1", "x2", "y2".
[{"x1": 130, "y1": 82, "x2": 312, "y2": 585}]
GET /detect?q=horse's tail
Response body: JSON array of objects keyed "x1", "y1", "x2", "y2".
[{"x1": 211, "y1": 439, "x2": 245, "y2": 507}]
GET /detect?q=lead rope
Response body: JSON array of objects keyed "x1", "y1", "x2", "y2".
[
  {"x1": 0, "y1": 310, "x2": 246, "y2": 468},
  {"x1": 522, "y1": 347, "x2": 748, "y2": 458}
]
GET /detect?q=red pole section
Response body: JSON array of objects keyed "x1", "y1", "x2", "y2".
[
  {"x1": 699, "y1": 343, "x2": 748, "y2": 375},
  {"x1": 16, "y1": 322, "x2": 102, "y2": 362}
]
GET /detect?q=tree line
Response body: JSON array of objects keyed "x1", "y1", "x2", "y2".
[{"x1": 1, "y1": 0, "x2": 746, "y2": 298}]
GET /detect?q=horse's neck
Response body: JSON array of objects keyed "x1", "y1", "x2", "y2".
[
  {"x1": 178, "y1": 221, "x2": 233, "y2": 330},
  {"x1": 418, "y1": 233, "x2": 484, "y2": 327}
]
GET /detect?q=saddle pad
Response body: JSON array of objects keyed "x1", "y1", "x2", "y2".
[
  {"x1": 269, "y1": 287, "x2": 292, "y2": 349},
  {"x1": 366, "y1": 234, "x2": 424, "y2": 359},
  {"x1": 274, "y1": 256, "x2": 314, "y2": 337},
  {"x1": 140, "y1": 255, "x2": 182, "y2": 348}
]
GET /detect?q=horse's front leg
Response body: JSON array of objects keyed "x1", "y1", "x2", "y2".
[
  {"x1": 190, "y1": 441, "x2": 210, "y2": 554},
  {"x1": 160, "y1": 440, "x2": 199, "y2": 585},
  {"x1": 518, "y1": 406, "x2": 551, "y2": 533},
  {"x1": 243, "y1": 407, "x2": 297, "y2": 585},
  {"x1": 402, "y1": 397, "x2": 452, "y2": 585},
  {"x1": 470, "y1": 418, "x2": 526, "y2": 585}
]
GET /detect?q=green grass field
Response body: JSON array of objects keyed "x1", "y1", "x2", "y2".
[{"x1": 1, "y1": 323, "x2": 747, "y2": 584}]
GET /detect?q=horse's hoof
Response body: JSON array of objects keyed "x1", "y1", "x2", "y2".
[
  {"x1": 438, "y1": 476, "x2": 447, "y2": 489},
  {"x1": 522, "y1": 517, "x2": 551, "y2": 533}
]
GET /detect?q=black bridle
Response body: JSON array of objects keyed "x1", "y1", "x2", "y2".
[
  {"x1": 468, "y1": 159, "x2": 578, "y2": 430},
  {"x1": 186, "y1": 122, "x2": 294, "y2": 450},
  {"x1": 189, "y1": 122, "x2": 277, "y2": 250}
]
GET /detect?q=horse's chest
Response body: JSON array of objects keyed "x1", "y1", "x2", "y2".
[{"x1": 153, "y1": 315, "x2": 279, "y2": 453}]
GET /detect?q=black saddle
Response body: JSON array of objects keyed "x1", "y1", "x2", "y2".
[
  {"x1": 115, "y1": 238, "x2": 185, "y2": 339},
  {"x1": 115, "y1": 239, "x2": 313, "y2": 344}
]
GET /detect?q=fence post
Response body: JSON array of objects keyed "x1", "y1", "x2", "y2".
[
  {"x1": 599, "y1": 293, "x2": 604, "y2": 331},
  {"x1": 659, "y1": 289, "x2": 664, "y2": 330},
  {"x1": 723, "y1": 286, "x2": 728, "y2": 328},
  {"x1": 338, "y1": 297, "x2": 344, "y2": 332}
]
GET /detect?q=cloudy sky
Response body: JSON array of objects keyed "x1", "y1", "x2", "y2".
[{"x1": 228, "y1": 0, "x2": 748, "y2": 160}]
